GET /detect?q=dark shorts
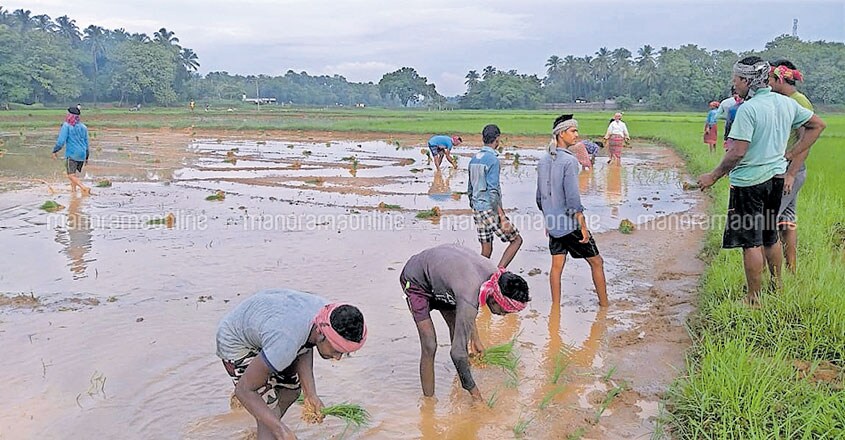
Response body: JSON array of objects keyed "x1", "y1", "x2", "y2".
[
  {"x1": 473, "y1": 210, "x2": 520, "y2": 243},
  {"x1": 723, "y1": 177, "x2": 784, "y2": 249},
  {"x1": 401, "y1": 277, "x2": 455, "y2": 323},
  {"x1": 66, "y1": 158, "x2": 84, "y2": 175},
  {"x1": 549, "y1": 229, "x2": 600, "y2": 258},
  {"x1": 222, "y1": 351, "x2": 302, "y2": 408},
  {"x1": 428, "y1": 144, "x2": 445, "y2": 157}
]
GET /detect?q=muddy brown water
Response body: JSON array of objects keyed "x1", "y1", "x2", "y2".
[{"x1": 0, "y1": 130, "x2": 705, "y2": 439}]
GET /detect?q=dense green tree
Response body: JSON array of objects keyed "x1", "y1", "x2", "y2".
[{"x1": 378, "y1": 67, "x2": 440, "y2": 107}]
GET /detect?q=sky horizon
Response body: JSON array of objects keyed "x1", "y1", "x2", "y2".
[{"x1": 6, "y1": 1, "x2": 845, "y2": 95}]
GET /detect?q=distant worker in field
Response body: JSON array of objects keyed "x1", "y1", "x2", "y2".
[
  {"x1": 704, "y1": 101, "x2": 720, "y2": 153},
  {"x1": 427, "y1": 134, "x2": 462, "y2": 169},
  {"x1": 697, "y1": 56, "x2": 826, "y2": 304},
  {"x1": 189, "y1": 100, "x2": 196, "y2": 112},
  {"x1": 400, "y1": 244, "x2": 530, "y2": 401},
  {"x1": 569, "y1": 138, "x2": 602, "y2": 170},
  {"x1": 51, "y1": 106, "x2": 91, "y2": 196},
  {"x1": 716, "y1": 87, "x2": 744, "y2": 151},
  {"x1": 216, "y1": 289, "x2": 367, "y2": 440},
  {"x1": 468, "y1": 124, "x2": 523, "y2": 268},
  {"x1": 603, "y1": 112, "x2": 630, "y2": 164},
  {"x1": 538, "y1": 115, "x2": 609, "y2": 306},
  {"x1": 768, "y1": 59, "x2": 813, "y2": 273}
]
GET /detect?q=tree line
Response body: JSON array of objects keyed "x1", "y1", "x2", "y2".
[{"x1": 1, "y1": 6, "x2": 843, "y2": 110}]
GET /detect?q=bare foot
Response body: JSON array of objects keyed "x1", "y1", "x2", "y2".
[{"x1": 81, "y1": 187, "x2": 92, "y2": 196}]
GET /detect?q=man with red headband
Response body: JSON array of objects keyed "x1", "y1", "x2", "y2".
[
  {"x1": 768, "y1": 59, "x2": 813, "y2": 273},
  {"x1": 400, "y1": 244, "x2": 530, "y2": 401},
  {"x1": 216, "y1": 289, "x2": 367, "y2": 440},
  {"x1": 427, "y1": 134, "x2": 462, "y2": 169}
]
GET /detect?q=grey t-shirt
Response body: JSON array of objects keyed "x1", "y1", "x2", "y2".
[
  {"x1": 400, "y1": 244, "x2": 496, "y2": 391},
  {"x1": 216, "y1": 289, "x2": 327, "y2": 372}
]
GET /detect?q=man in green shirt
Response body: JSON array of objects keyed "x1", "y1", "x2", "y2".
[
  {"x1": 768, "y1": 59, "x2": 813, "y2": 273},
  {"x1": 698, "y1": 56, "x2": 826, "y2": 304}
]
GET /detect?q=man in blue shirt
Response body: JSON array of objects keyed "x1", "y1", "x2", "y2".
[
  {"x1": 537, "y1": 115, "x2": 608, "y2": 306},
  {"x1": 52, "y1": 106, "x2": 92, "y2": 195},
  {"x1": 468, "y1": 124, "x2": 522, "y2": 268},
  {"x1": 427, "y1": 134, "x2": 462, "y2": 169},
  {"x1": 697, "y1": 56, "x2": 826, "y2": 304}
]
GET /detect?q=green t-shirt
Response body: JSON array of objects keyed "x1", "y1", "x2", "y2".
[
  {"x1": 787, "y1": 91, "x2": 814, "y2": 151},
  {"x1": 727, "y1": 87, "x2": 813, "y2": 187}
]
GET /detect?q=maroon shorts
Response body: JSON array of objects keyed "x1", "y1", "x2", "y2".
[{"x1": 401, "y1": 277, "x2": 455, "y2": 322}]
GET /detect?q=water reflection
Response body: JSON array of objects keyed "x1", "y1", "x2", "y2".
[
  {"x1": 605, "y1": 163, "x2": 625, "y2": 207},
  {"x1": 54, "y1": 194, "x2": 93, "y2": 279},
  {"x1": 427, "y1": 169, "x2": 453, "y2": 202}
]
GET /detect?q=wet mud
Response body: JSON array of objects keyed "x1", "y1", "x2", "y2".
[{"x1": 0, "y1": 129, "x2": 705, "y2": 439}]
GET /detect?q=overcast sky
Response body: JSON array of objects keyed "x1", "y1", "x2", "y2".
[{"x1": 8, "y1": 0, "x2": 845, "y2": 95}]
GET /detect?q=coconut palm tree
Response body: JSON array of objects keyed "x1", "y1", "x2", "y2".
[
  {"x1": 482, "y1": 65, "x2": 497, "y2": 80},
  {"x1": 545, "y1": 55, "x2": 563, "y2": 77},
  {"x1": 179, "y1": 48, "x2": 200, "y2": 71},
  {"x1": 32, "y1": 14, "x2": 55, "y2": 33},
  {"x1": 130, "y1": 32, "x2": 150, "y2": 43},
  {"x1": 55, "y1": 15, "x2": 81, "y2": 45},
  {"x1": 12, "y1": 9, "x2": 34, "y2": 33},
  {"x1": 154, "y1": 27, "x2": 180, "y2": 50},
  {"x1": 84, "y1": 25, "x2": 107, "y2": 103},
  {"x1": 465, "y1": 70, "x2": 480, "y2": 89}
]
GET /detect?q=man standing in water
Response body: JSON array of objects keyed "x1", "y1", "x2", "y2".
[
  {"x1": 468, "y1": 124, "x2": 523, "y2": 268},
  {"x1": 537, "y1": 115, "x2": 609, "y2": 307},
  {"x1": 768, "y1": 59, "x2": 813, "y2": 273},
  {"x1": 51, "y1": 106, "x2": 91, "y2": 195},
  {"x1": 427, "y1": 134, "x2": 462, "y2": 169},
  {"x1": 400, "y1": 244, "x2": 530, "y2": 401},
  {"x1": 697, "y1": 56, "x2": 825, "y2": 303},
  {"x1": 216, "y1": 289, "x2": 367, "y2": 440}
]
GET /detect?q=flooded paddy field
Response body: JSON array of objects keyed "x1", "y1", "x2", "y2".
[{"x1": 0, "y1": 129, "x2": 704, "y2": 439}]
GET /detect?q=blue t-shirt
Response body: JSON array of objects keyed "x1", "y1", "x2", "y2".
[
  {"x1": 52, "y1": 122, "x2": 90, "y2": 162},
  {"x1": 727, "y1": 88, "x2": 813, "y2": 187},
  {"x1": 428, "y1": 135, "x2": 454, "y2": 151},
  {"x1": 706, "y1": 109, "x2": 718, "y2": 126}
]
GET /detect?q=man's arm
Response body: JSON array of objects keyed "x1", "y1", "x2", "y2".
[
  {"x1": 235, "y1": 355, "x2": 296, "y2": 439},
  {"x1": 786, "y1": 114, "x2": 826, "y2": 175},
  {"x1": 487, "y1": 159, "x2": 502, "y2": 212},
  {"x1": 697, "y1": 140, "x2": 749, "y2": 189},
  {"x1": 450, "y1": 304, "x2": 481, "y2": 400},
  {"x1": 535, "y1": 185, "x2": 542, "y2": 211},
  {"x1": 52, "y1": 124, "x2": 68, "y2": 155},
  {"x1": 563, "y1": 160, "x2": 585, "y2": 216},
  {"x1": 294, "y1": 348, "x2": 324, "y2": 418}
]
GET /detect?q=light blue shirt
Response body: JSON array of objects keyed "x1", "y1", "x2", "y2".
[
  {"x1": 536, "y1": 149, "x2": 585, "y2": 237},
  {"x1": 727, "y1": 87, "x2": 813, "y2": 187},
  {"x1": 52, "y1": 122, "x2": 90, "y2": 162},
  {"x1": 706, "y1": 109, "x2": 718, "y2": 126},
  {"x1": 216, "y1": 289, "x2": 327, "y2": 372},
  {"x1": 428, "y1": 135, "x2": 454, "y2": 151},
  {"x1": 467, "y1": 146, "x2": 501, "y2": 212}
]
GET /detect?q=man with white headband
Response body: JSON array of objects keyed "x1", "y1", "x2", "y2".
[
  {"x1": 216, "y1": 289, "x2": 367, "y2": 439},
  {"x1": 538, "y1": 115, "x2": 609, "y2": 306},
  {"x1": 697, "y1": 56, "x2": 826, "y2": 304},
  {"x1": 400, "y1": 244, "x2": 530, "y2": 401}
]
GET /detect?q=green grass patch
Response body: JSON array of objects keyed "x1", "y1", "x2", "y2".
[{"x1": 377, "y1": 202, "x2": 401, "y2": 210}]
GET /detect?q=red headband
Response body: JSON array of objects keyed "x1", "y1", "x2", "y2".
[
  {"x1": 478, "y1": 268, "x2": 527, "y2": 313},
  {"x1": 312, "y1": 303, "x2": 367, "y2": 353}
]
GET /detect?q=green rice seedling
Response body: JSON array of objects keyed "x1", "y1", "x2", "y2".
[
  {"x1": 304, "y1": 178, "x2": 324, "y2": 185},
  {"x1": 513, "y1": 413, "x2": 534, "y2": 438},
  {"x1": 377, "y1": 202, "x2": 401, "y2": 211},
  {"x1": 39, "y1": 200, "x2": 63, "y2": 212},
  {"x1": 618, "y1": 219, "x2": 635, "y2": 234},
  {"x1": 96, "y1": 180, "x2": 112, "y2": 188},
  {"x1": 116, "y1": 146, "x2": 124, "y2": 151},
  {"x1": 479, "y1": 339, "x2": 520, "y2": 381},
  {"x1": 415, "y1": 207, "x2": 441, "y2": 219},
  {"x1": 341, "y1": 156, "x2": 356, "y2": 161},
  {"x1": 302, "y1": 150, "x2": 312, "y2": 156},
  {"x1": 486, "y1": 388, "x2": 499, "y2": 408},
  {"x1": 320, "y1": 403, "x2": 371, "y2": 427},
  {"x1": 513, "y1": 153, "x2": 520, "y2": 167},
  {"x1": 594, "y1": 384, "x2": 626, "y2": 423},
  {"x1": 566, "y1": 427, "x2": 587, "y2": 440},
  {"x1": 601, "y1": 365, "x2": 618, "y2": 383},
  {"x1": 551, "y1": 350, "x2": 571, "y2": 384},
  {"x1": 539, "y1": 384, "x2": 566, "y2": 410},
  {"x1": 205, "y1": 190, "x2": 225, "y2": 201}
]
